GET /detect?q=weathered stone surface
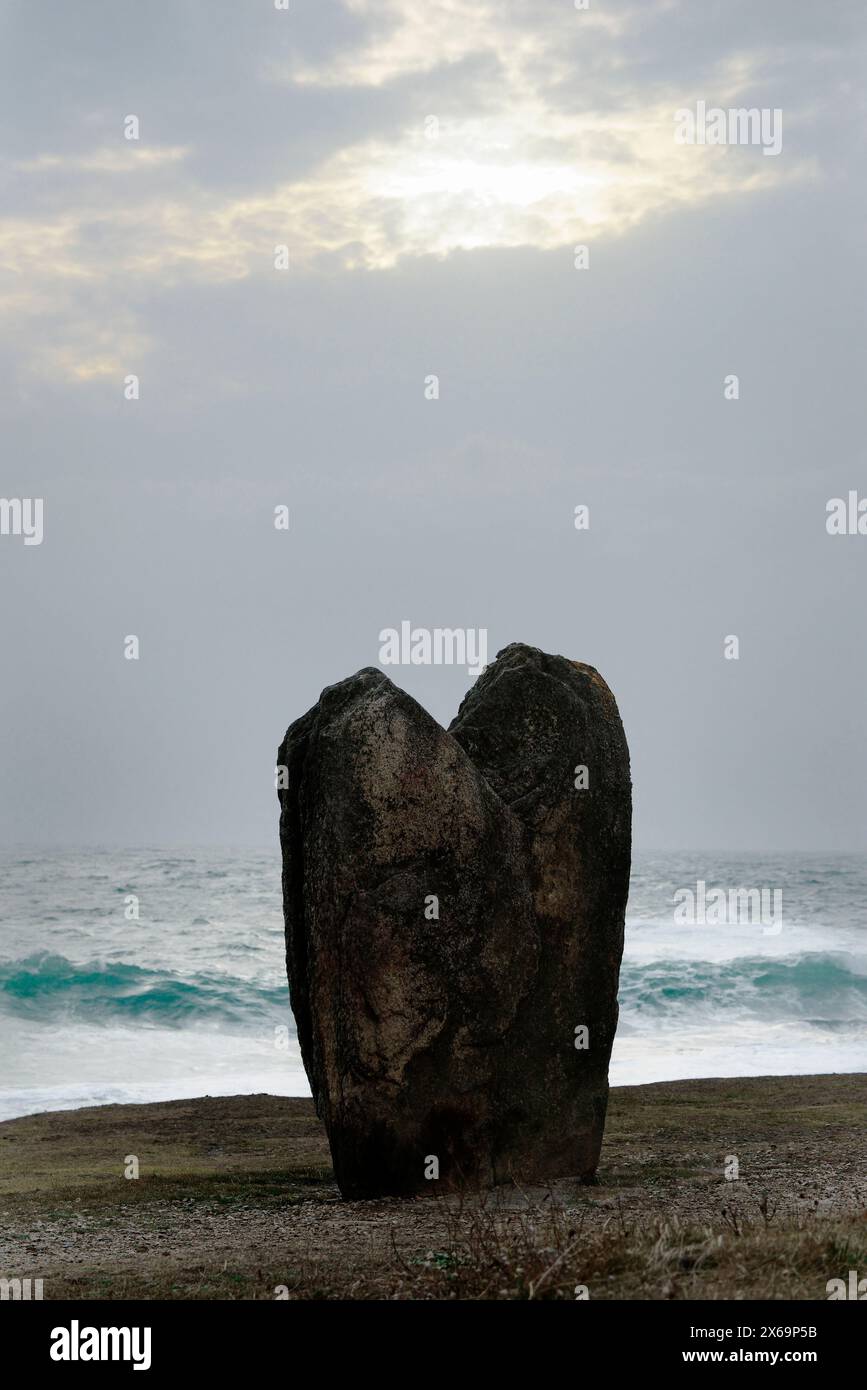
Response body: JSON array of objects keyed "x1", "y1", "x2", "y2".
[{"x1": 277, "y1": 643, "x2": 631, "y2": 1199}]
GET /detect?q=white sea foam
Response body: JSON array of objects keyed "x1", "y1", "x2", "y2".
[{"x1": 1, "y1": 847, "x2": 864, "y2": 1120}]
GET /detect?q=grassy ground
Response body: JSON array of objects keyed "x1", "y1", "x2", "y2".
[{"x1": 1, "y1": 1075, "x2": 864, "y2": 1299}]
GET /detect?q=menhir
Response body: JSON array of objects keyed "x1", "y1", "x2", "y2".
[{"x1": 277, "y1": 642, "x2": 631, "y2": 1199}]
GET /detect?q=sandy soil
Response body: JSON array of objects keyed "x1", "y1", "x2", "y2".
[{"x1": 1, "y1": 1074, "x2": 864, "y2": 1299}]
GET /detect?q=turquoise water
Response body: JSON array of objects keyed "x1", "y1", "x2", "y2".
[{"x1": 1, "y1": 848, "x2": 865, "y2": 1120}]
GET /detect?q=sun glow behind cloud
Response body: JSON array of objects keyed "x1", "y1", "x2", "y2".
[{"x1": 0, "y1": 0, "x2": 814, "y2": 379}]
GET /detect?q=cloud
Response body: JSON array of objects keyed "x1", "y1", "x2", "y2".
[
  {"x1": 269, "y1": 0, "x2": 627, "y2": 90},
  {"x1": 12, "y1": 145, "x2": 189, "y2": 175},
  {"x1": 0, "y1": 0, "x2": 832, "y2": 380}
]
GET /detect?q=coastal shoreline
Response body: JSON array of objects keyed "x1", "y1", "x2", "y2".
[{"x1": 1, "y1": 1073, "x2": 864, "y2": 1300}]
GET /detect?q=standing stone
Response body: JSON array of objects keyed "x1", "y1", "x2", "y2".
[{"x1": 277, "y1": 643, "x2": 631, "y2": 1198}]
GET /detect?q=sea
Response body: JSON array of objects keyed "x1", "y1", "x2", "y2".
[{"x1": 1, "y1": 849, "x2": 865, "y2": 1122}]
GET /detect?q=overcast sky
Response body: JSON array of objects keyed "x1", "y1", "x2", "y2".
[{"x1": 1, "y1": 0, "x2": 865, "y2": 852}]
